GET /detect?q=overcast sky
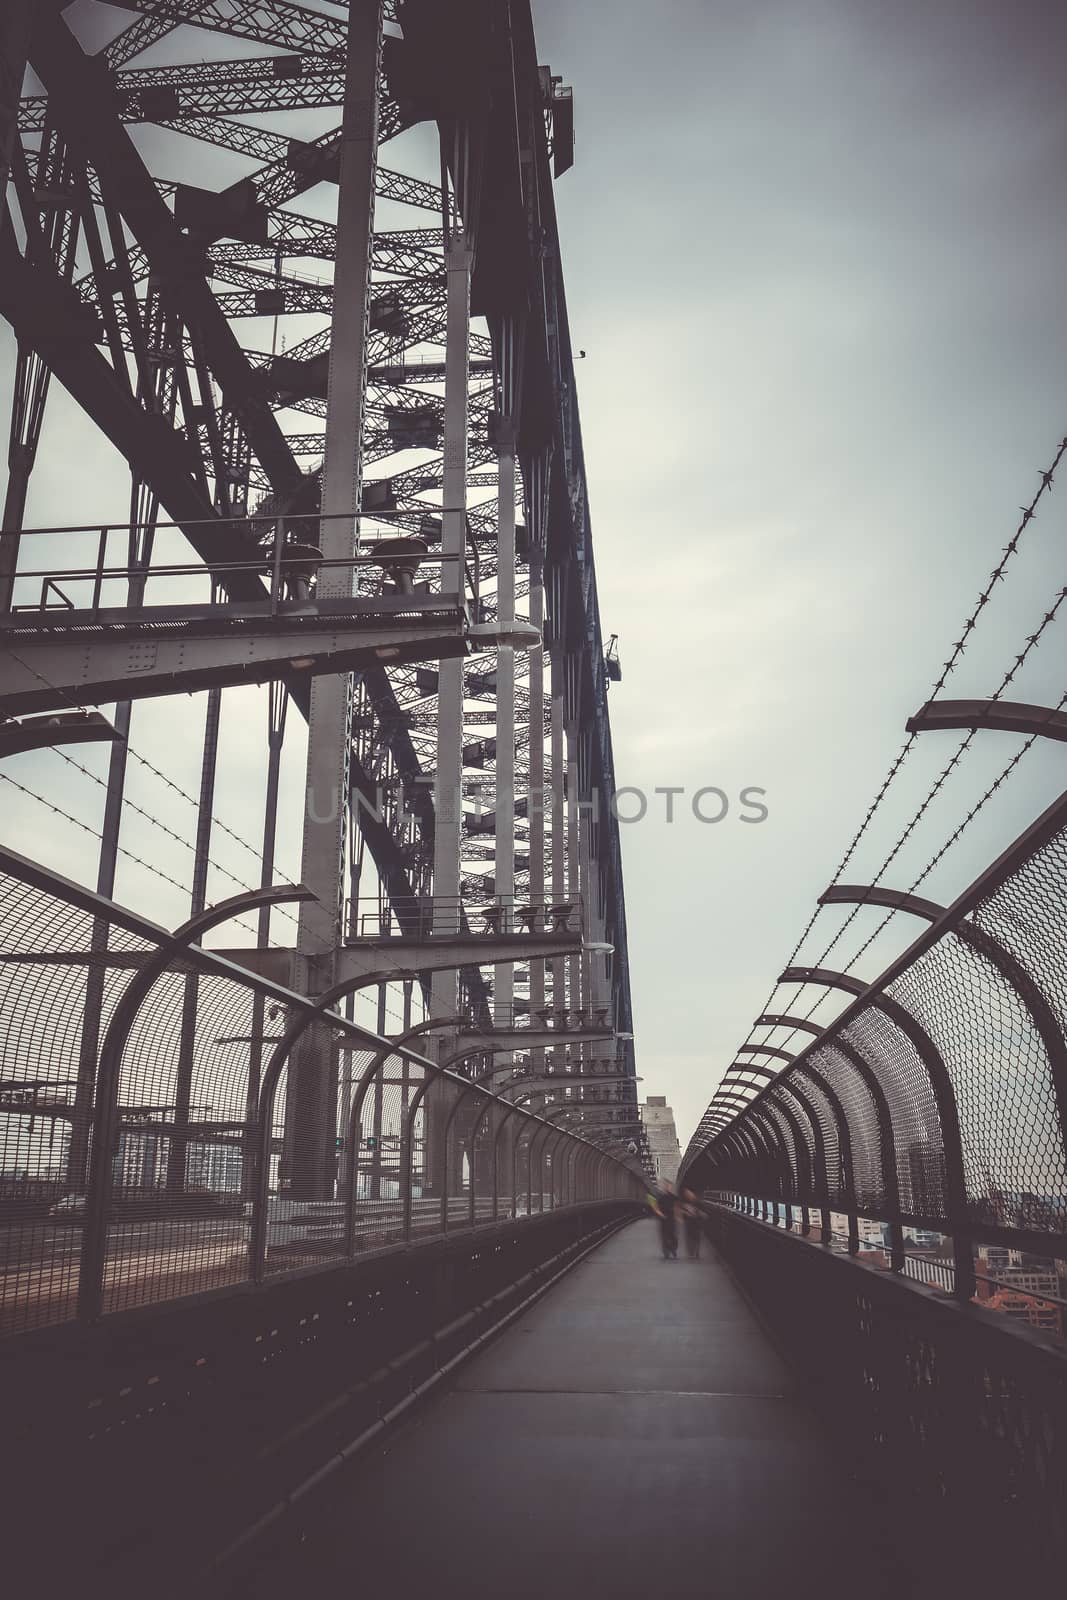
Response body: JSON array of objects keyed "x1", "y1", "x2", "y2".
[
  {"x1": 2, "y1": 0, "x2": 1066, "y2": 1151},
  {"x1": 531, "y1": 0, "x2": 1067, "y2": 1146}
]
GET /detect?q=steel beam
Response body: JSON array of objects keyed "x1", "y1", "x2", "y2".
[
  {"x1": 906, "y1": 698, "x2": 1067, "y2": 743},
  {"x1": 28, "y1": 8, "x2": 307, "y2": 506},
  {"x1": 0, "y1": 710, "x2": 120, "y2": 756},
  {"x1": 0, "y1": 598, "x2": 471, "y2": 713}
]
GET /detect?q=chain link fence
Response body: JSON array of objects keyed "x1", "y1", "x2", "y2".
[
  {"x1": 688, "y1": 797, "x2": 1067, "y2": 1321},
  {"x1": 0, "y1": 851, "x2": 643, "y2": 1338}
]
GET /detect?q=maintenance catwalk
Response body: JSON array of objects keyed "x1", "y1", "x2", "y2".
[{"x1": 237, "y1": 1220, "x2": 897, "y2": 1600}]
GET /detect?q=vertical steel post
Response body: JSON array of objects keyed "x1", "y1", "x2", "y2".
[
  {"x1": 549, "y1": 650, "x2": 567, "y2": 1060},
  {"x1": 287, "y1": 0, "x2": 381, "y2": 1199},
  {"x1": 428, "y1": 165, "x2": 473, "y2": 1195},
  {"x1": 170, "y1": 687, "x2": 221, "y2": 1195},
  {"x1": 565, "y1": 708, "x2": 581, "y2": 1030},
  {"x1": 493, "y1": 417, "x2": 516, "y2": 1031},
  {"x1": 370, "y1": 983, "x2": 386, "y2": 1196},
  {"x1": 245, "y1": 684, "x2": 288, "y2": 1200},
  {"x1": 527, "y1": 557, "x2": 547, "y2": 1067},
  {"x1": 1, "y1": 0, "x2": 46, "y2": 606}
]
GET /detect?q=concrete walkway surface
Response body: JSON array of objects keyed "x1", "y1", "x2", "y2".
[{"x1": 245, "y1": 1219, "x2": 896, "y2": 1600}]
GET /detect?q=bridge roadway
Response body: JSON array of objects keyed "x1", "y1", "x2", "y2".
[{"x1": 235, "y1": 1219, "x2": 900, "y2": 1599}]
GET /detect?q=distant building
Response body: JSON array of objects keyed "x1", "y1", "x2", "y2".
[
  {"x1": 976, "y1": 1246, "x2": 1062, "y2": 1336},
  {"x1": 640, "y1": 1096, "x2": 681, "y2": 1184}
]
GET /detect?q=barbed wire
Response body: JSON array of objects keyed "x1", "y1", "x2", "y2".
[
  {"x1": 0, "y1": 642, "x2": 332, "y2": 949},
  {"x1": 0, "y1": 641, "x2": 303, "y2": 890},
  {"x1": 818, "y1": 438, "x2": 1067, "y2": 889},
  {"x1": 698, "y1": 691, "x2": 1065, "y2": 1144},
  {"x1": 819, "y1": 685, "x2": 1067, "y2": 989},
  {"x1": 0, "y1": 770, "x2": 264, "y2": 943},
  {"x1": 790, "y1": 575, "x2": 1067, "y2": 1017},
  {"x1": 50, "y1": 748, "x2": 272, "y2": 897},
  {"x1": 689, "y1": 436, "x2": 1067, "y2": 1159}
]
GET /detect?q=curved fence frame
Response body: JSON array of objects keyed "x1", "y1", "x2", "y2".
[
  {"x1": 0, "y1": 845, "x2": 644, "y2": 1336},
  {"x1": 684, "y1": 792, "x2": 1067, "y2": 1301}
]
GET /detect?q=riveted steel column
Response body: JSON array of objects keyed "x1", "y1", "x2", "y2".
[
  {"x1": 170, "y1": 687, "x2": 222, "y2": 1195},
  {"x1": 426, "y1": 186, "x2": 474, "y2": 1205},
  {"x1": 527, "y1": 557, "x2": 547, "y2": 1075},
  {"x1": 245, "y1": 684, "x2": 288, "y2": 1200},
  {"x1": 288, "y1": 0, "x2": 382, "y2": 1199},
  {"x1": 549, "y1": 648, "x2": 567, "y2": 1061},
  {"x1": 494, "y1": 415, "x2": 517, "y2": 1033}
]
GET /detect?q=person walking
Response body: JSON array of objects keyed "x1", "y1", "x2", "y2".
[
  {"x1": 651, "y1": 1180, "x2": 679, "y2": 1259},
  {"x1": 681, "y1": 1189, "x2": 704, "y2": 1259}
]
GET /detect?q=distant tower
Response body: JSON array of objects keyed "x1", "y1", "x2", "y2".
[{"x1": 641, "y1": 1096, "x2": 681, "y2": 1184}]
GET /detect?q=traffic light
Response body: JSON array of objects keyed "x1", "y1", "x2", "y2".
[{"x1": 365, "y1": 1135, "x2": 378, "y2": 1151}]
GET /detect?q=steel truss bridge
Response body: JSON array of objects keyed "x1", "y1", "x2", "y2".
[{"x1": 0, "y1": 4, "x2": 1065, "y2": 1597}]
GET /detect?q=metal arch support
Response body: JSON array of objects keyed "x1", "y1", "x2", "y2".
[
  {"x1": 712, "y1": 1026, "x2": 904, "y2": 1260},
  {"x1": 529, "y1": 1105, "x2": 639, "y2": 1180},
  {"x1": 796, "y1": 1060, "x2": 860, "y2": 1251},
  {"x1": 755, "y1": 1013, "x2": 824, "y2": 1036},
  {"x1": 0, "y1": 711, "x2": 121, "y2": 757},
  {"x1": 712, "y1": 1092, "x2": 764, "y2": 1113},
  {"x1": 252, "y1": 1000, "x2": 447, "y2": 1272},
  {"x1": 398, "y1": 1066, "x2": 454, "y2": 1240},
  {"x1": 774, "y1": 1077, "x2": 832, "y2": 1241},
  {"x1": 513, "y1": 1116, "x2": 541, "y2": 1218},
  {"x1": 741, "y1": 1108, "x2": 790, "y2": 1221},
  {"x1": 458, "y1": 1084, "x2": 501, "y2": 1230},
  {"x1": 779, "y1": 965, "x2": 867, "y2": 1001},
  {"x1": 487, "y1": 1097, "x2": 533, "y2": 1219},
  {"x1": 734, "y1": 1124, "x2": 774, "y2": 1201},
  {"x1": 717, "y1": 1069, "x2": 779, "y2": 1095},
  {"x1": 537, "y1": 1125, "x2": 567, "y2": 1214},
  {"x1": 772, "y1": 975, "x2": 906, "y2": 1258},
  {"x1": 710, "y1": 1127, "x2": 748, "y2": 1175},
  {"x1": 339, "y1": 1017, "x2": 484, "y2": 1254},
  {"x1": 906, "y1": 698, "x2": 1067, "y2": 744},
  {"x1": 783, "y1": 967, "x2": 968, "y2": 1279},
  {"x1": 761, "y1": 1091, "x2": 814, "y2": 1213},
  {"x1": 714, "y1": 1125, "x2": 766, "y2": 1203},
  {"x1": 814, "y1": 883, "x2": 1067, "y2": 1173},
  {"x1": 736, "y1": 1045, "x2": 796, "y2": 1065},
  {"x1": 956, "y1": 922, "x2": 1067, "y2": 1170},
  {"x1": 830, "y1": 1035, "x2": 906, "y2": 1267},
  {"x1": 435, "y1": 1073, "x2": 494, "y2": 1231},
  {"x1": 744, "y1": 1102, "x2": 794, "y2": 1213},
  {"x1": 818, "y1": 884, "x2": 942, "y2": 921},
  {"x1": 78, "y1": 882, "x2": 313, "y2": 1321}
]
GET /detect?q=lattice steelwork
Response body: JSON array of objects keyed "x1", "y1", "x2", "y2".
[{"x1": 0, "y1": 0, "x2": 650, "y2": 1274}]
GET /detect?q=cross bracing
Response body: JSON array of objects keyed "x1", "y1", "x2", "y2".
[{"x1": 0, "y1": 0, "x2": 644, "y2": 1192}]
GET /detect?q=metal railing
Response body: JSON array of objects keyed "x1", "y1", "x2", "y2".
[
  {"x1": 703, "y1": 1201, "x2": 1067, "y2": 1592},
  {"x1": 4, "y1": 510, "x2": 472, "y2": 619},
  {"x1": 345, "y1": 893, "x2": 583, "y2": 940},
  {"x1": 0, "y1": 850, "x2": 643, "y2": 1338},
  {"x1": 684, "y1": 792, "x2": 1067, "y2": 1321}
]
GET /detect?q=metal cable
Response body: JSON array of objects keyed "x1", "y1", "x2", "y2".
[
  {"x1": 0, "y1": 769, "x2": 264, "y2": 943},
  {"x1": 690, "y1": 439, "x2": 1067, "y2": 1155}
]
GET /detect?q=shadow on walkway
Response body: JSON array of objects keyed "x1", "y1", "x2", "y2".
[{"x1": 243, "y1": 1219, "x2": 900, "y2": 1599}]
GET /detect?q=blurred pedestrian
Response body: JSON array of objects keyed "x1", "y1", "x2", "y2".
[
  {"x1": 651, "y1": 1180, "x2": 679, "y2": 1259},
  {"x1": 681, "y1": 1189, "x2": 704, "y2": 1259}
]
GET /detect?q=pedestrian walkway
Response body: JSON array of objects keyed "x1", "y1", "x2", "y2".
[{"x1": 248, "y1": 1219, "x2": 898, "y2": 1599}]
